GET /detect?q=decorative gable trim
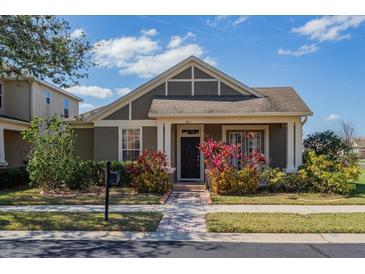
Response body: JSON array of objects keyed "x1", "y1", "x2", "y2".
[{"x1": 89, "y1": 56, "x2": 264, "y2": 122}]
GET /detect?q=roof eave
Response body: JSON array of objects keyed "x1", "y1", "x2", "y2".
[{"x1": 148, "y1": 111, "x2": 313, "y2": 118}]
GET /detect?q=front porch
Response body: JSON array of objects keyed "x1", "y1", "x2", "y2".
[
  {"x1": 0, "y1": 117, "x2": 30, "y2": 168},
  {"x1": 156, "y1": 116, "x2": 304, "y2": 183}
]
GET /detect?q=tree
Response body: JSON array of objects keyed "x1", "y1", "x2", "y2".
[
  {"x1": 0, "y1": 16, "x2": 92, "y2": 88},
  {"x1": 303, "y1": 130, "x2": 348, "y2": 160},
  {"x1": 22, "y1": 117, "x2": 77, "y2": 191},
  {"x1": 338, "y1": 120, "x2": 359, "y2": 153}
]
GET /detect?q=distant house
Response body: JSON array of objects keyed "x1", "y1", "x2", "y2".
[
  {"x1": 353, "y1": 137, "x2": 365, "y2": 159},
  {"x1": 69, "y1": 56, "x2": 313, "y2": 183},
  {"x1": 0, "y1": 78, "x2": 82, "y2": 167}
]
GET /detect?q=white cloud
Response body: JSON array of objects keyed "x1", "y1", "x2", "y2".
[
  {"x1": 94, "y1": 35, "x2": 159, "y2": 68},
  {"x1": 80, "y1": 103, "x2": 96, "y2": 112},
  {"x1": 325, "y1": 114, "x2": 341, "y2": 121},
  {"x1": 119, "y1": 44, "x2": 209, "y2": 78},
  {"x1": 141, "y1": 29, "x2": 158, "y2": 37},
  {"x1": 233, "y1": 16, "x2": 249, "y2": 26},
  {"x1": 292, "y1": 16, "x2": 365, "y2": 42},
  {"x1": 167, "y1": 32, "x2": 195, "y2": 49},
  {"x1": 67, "y1": 85, "x2": 113, "y2": 99},
  {"x1": 71, "y1": 28, "x2": 84, "y2": 39},
  {"x1": 206, "y1": 16, "x2": 249, "y2": 28},
  {"x1": 277, "y1": 44, "x2": 319, "y2": 57},
  {"x1": 115, "y1": 87, "x2": 132, "y2": 96},
  {"x1": 94, "y1": 29, "x2": 215, "y2": 79}
]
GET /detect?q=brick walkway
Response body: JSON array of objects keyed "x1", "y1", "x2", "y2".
[{"x1": 157, "y1": 191, "x2": 207, "y2": 233}]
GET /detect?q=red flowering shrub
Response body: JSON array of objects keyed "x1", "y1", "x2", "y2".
[
  {"x1": 128, "y1": 150, "x2": 170, "y2": 193},
  {"x1": 200, "y1": 134, "x2": 267, "y2": 195}
]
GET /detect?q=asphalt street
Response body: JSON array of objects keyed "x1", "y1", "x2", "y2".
[{"x1": 1, "y1": 240, "x2": 365, "y2": 258}]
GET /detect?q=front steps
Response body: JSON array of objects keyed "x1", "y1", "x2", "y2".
[{"x1": 172, "y1": 183, "x2": 206, "y2": 192}]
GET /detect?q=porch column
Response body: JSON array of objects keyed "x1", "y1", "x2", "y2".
[
  {"x1": 295, "y1": 121, "x2": 303, "y2": 169},
  {"x1": 286, "y1": 121, "x2": 295, "y2": 172},
  {"x1": 0, "y1": 126, "x2": 7, "y2": 166},
  {"x1": 164, "y1": 122, "x2": 172, "y2": 167},
  {"x1": 157, "y1": 121, "x2": 164, "y2": 152}
]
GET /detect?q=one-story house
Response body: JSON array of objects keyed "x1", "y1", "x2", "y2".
[{"x1": 69, "y1": 56, "x2": 313, "y2": 182}]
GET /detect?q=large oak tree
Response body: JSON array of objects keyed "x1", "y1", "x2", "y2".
[{"x1": 0, "y1": 16, "x2": 93, "y2": 88}]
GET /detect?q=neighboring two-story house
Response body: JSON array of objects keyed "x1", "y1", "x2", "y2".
[{"x1": 0, "y1": 78, "x2": 82, "y2": 167}]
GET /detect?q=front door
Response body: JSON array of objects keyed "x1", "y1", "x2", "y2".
[{"x1": 181, "y1": 137, "x2": 200, "y2": 179}]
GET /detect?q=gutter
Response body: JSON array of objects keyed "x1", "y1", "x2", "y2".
[{"x1": 301, "y1": 115, "x2": 308, "y2": 125}]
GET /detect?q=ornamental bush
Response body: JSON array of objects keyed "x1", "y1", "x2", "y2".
[
  {"x1": 0, "y1": 166, "x2": 30, "y2": 189},
  {"x1": 209, "y1": 167, "x2": 259, "y2": 195},
  {"x1": 303, "y1": 130, "x2": 350, "y2": 160},
  {"x1": 301, "y1": 150, "x2": 359, "y2": 195},
  {"x1": 200, "y1": 137, "x2": 266, "y2": 195},
  {"x1": 70, "y1": 160, "x2": 132, "y2": 190},
  {"x1": 22, "y1": 117, "x2": 78, "y2": 191},
  {"x1": 128, "y1": 150, "x2": 170, "y2": 193}
]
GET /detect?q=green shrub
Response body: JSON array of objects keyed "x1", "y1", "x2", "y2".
[
  {"x1": 260, "y1": 167, "x2": 313, "y2": 193},
  {"x1": 22, "y1": 117, "x2": 77, "y2": 191},
  {"x1": 209, "y1": 167, "x2": 259, "y2": 195},
  {"x1": 71, "y1": 160, "x2": 132, "y2": 190},
  {"x1": 129, "y1": 150, "x2": 170, "y2": 194},
  {"x1": 302, "y1": 150, "x2": 358, "y2": 195},
  {"x1": 0, "y1": 166, "x2": 30, "y2": 189},
  {"x1": 303, "y1": 130, "x2": 349, "y2": 160}
]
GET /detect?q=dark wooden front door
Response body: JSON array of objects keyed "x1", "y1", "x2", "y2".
[{"x1": 181, "y1": 137, "x2": 200, "y2": 179}]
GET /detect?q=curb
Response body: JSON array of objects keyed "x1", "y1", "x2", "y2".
[
  {"x1": 160, "y1": 189, "x2": 172, "y2": 204},
  {"x1": 2, "y1": 231, "x2": 365, "y2": 243},
  {"x1": 205, "y1": 190, "x2": 212, "y2": 205}
]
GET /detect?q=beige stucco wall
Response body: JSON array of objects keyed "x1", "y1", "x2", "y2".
[
  {"x1": 1, "y1": 80, "x2": 31, "y2": 121},
  {"x1": 31, "y1": 82, "x2": 79, "y2": 119},
  {"x1": 4, "y1": 130, "x2": 29, "y2": 168}
]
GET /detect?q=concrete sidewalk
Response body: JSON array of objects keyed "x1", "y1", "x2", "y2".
[
  {"x1": 2, "y1": 230, "x2": 365, "y2": 243},
  {"x1": 2, "y1": 204, "x2": 365, "y2": 214}
]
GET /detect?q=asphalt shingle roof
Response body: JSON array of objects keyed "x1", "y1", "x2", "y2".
[{"x1": 148, "y1": 87, "x2": 312, "y2": 117}]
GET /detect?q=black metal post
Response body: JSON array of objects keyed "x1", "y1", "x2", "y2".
[{"x1": 104, "y1": 161, "x2": 111, "y2": 221}]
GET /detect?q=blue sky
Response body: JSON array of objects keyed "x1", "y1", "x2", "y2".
[{"x1": 64, "y1": 16, "x2": 365, "y2": 136}]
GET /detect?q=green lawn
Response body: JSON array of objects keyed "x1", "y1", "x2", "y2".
[
  {"x1": 206, "y1": 212, "x2": 365, "y2": 233},
  {"x1": 212, "y1": 167, "x2": 365, "y2": 205},
  {"x1": 0, "y1": 212, "x2": 162, "y2": 231},
  {"x1": 0, "y1": 187, "x2": 162, "y2": 205}
]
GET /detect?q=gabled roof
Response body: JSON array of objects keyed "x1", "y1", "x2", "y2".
[
  {"x1": 80, "y1": 55, "x2": 265, "y2": 122},
  {"x1": 149, "y1": 87, "x2": 313, "y2": 118}
]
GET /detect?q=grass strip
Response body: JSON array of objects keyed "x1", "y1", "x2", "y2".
[
  {"x1": 206, "y1": 212, "x2": 365, "y2": 233},
  {"x1": 0, "y1": 212, "x2": 162, "y2": 232}
]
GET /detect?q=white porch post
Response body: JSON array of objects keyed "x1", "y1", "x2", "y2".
[
  {"x1": 0, "y1": 126, "x2": 7, "y2": 166},
  {"x1": 286, "y1": 121, "x2": 295, "y2": 172},
  {"x1": 157, "y1": 121, "x2": 164, "y2": 152},
  {"x1": 164, "y1": 122, "x2": 172, "y2": 167},
  {"x1": 295, "y1": 121, "x2": 303, "y2": 169}
]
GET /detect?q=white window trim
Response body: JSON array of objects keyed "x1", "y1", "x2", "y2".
[
  {"x1": 118, "y1": 126, "x2": 143, "y2": 161},
  {"x1": 222, "y1": 125, "x2": 270, "y2": 161},
  {"x1": 176, "y1": 124, "x2": 204, "y2": 182}
]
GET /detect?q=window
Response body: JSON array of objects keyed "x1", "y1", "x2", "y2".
[
  {"x1": 228, "y1": 130, "x2": 263, "y2": 168},
  {"x1": 121, "y1": 128, "x2": 141, "y2": 161},
  {"x1": 45, "y1": 91, "x2": 51, "y2": 105},
  {"x1": 0, "y1": 82, "x2": 2, "y2": 108},
  {"x1": 63, "y1": 99, "x2": 69, "y2": 118},
  {"x1": 228, "y1": 132, "x2": 243, "y2": 168},
  {"x1": 246, "y1": 132, "x2": 262, "y2": 154}
]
